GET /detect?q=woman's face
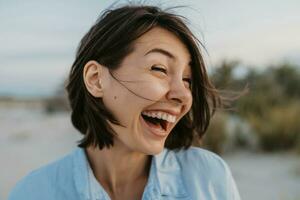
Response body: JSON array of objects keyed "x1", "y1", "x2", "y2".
[{"x1": 99, "y1": 27, "x2": 193, "y2": 155}]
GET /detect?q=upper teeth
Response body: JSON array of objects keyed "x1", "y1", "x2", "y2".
[{"x1": 141, "y1": 111, "x2": 176, "y2": 123}]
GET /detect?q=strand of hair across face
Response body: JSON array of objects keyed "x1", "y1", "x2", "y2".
[{"x1": 108, "y1": 70, "x2": 180, "y2": 105}]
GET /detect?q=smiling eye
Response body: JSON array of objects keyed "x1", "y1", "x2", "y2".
[{"x1": 151, "y1": 65, "x2": 167, "y2": 74}]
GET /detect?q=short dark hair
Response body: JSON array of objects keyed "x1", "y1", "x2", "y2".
[{"x1": 66, "y1": 4, "x2": 221, "y2": 150}]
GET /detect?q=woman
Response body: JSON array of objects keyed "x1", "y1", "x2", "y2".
[{"x1": 9, "y1": 4, "x2": 241, "y2": 200}]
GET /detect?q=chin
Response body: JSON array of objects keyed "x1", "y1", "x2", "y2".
[{"x1": 140, "y1": 140, "x2": 166, "y2": 155}]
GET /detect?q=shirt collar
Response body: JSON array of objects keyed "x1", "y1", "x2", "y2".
[
  {"x1": 153, "y1": 148, "x2": 189, "y2": 197},
  {"x1": 72, "y1": 147, "x2": 188, "y2": 199},
  {"x1": 72, "y1": 147, "x2": 108, "y2": 200}
]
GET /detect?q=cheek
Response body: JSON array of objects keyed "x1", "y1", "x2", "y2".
[
  {"x1": 124, "y1": 78, "x2": 169, "y2": 102},
  {"x1": 183, "y1": 92, "x2": 193, "y2": 114},
  {"x1": 103, "y1": 79, "x2": 167, "y2": 121},
  {"x1": 188, "y1": 92, "x2": 193, "y2": 106}
]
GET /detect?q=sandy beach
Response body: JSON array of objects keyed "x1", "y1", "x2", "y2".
[{"x1": 1, "y1": 104, "x2": 300, "y2": 200}]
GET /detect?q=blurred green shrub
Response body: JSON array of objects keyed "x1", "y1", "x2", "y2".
[
  {"x1": 248, "y1": 102, "x2": 300, "y2": 151},
  {"x1": 199, "y1": 112, "x2": 228, "y2": 155},
  {"x1": 210, "y1": 61, "x2": 300, "y2": 152}
]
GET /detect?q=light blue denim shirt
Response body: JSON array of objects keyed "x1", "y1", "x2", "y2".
[{"x1": 9, "y1": 147, "x2": 240, "y2": 200}]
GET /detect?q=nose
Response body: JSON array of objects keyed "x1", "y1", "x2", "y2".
[{"x1": 166, "y1": 77, "x2": 192, "y2": 105}]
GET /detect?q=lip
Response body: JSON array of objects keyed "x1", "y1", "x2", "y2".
[{"x1": 140, "y1": 115, "x2": 169, "y2": 138}]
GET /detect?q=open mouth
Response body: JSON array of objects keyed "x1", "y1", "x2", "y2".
[{"x1": 141, "y1": 113, "x2": 168, "y2": 131}]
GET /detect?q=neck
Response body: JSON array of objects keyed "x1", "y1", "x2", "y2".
[{"x1": 85, "y1": 141, "x2": 151, "y2": 195}]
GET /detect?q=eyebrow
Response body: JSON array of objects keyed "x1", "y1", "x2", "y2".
[
  {"x1": 145, "y1": 47, "x2": 192, "y2": 70},
  {"x1": 144, "y1": 48, "x2": 175, "y2": 59}
]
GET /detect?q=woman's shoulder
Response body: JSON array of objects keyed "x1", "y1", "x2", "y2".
[
  {"x1": 154, "y1": 147, "x2": 240, "y2": 199},
  {"x1": 155, "y1": 146, "x2": 233, "y2": 184},
  {"x1": 8, "y1": 149, "x2": 79, "y2": 200}
]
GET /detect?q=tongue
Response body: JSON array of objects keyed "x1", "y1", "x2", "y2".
[
  {"x1": 142, "y1": 115, "x2": 163, "y2": 130},
  {"x1": 145, "y1": 119, "x2": 162, "y2": 129}
]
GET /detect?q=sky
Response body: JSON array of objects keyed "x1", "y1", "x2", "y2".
[{"x1": 0, "y1": 0, "x2": 300, "y2": 97}]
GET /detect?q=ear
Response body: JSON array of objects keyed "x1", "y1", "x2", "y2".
[{"x1": 83, "y1": 60, "x2": 104, "y2": 98}]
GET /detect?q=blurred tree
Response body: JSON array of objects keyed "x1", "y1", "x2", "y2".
[
  {"x1": 209, "y1": 61, "x2": 300, "y2": 152},
  {"x1": 211, "y1": 60, "x2": 239, "y2": 89},
  {"x1": 271, "y1": 63, "x2": 300, "y2": 98}
]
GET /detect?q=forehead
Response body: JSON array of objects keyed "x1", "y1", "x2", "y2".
[{"x1": 132, "y1": 27, "x2": 192, "y2": 73}]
